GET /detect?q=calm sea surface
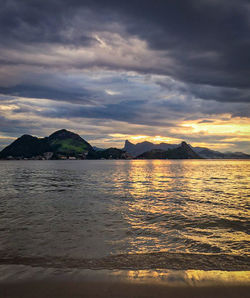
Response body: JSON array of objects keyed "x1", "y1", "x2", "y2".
[{"x1": 0, "y1": 160, "x2": 249, "y2": 274}]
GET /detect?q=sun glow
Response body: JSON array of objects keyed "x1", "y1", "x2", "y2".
[
  {"x1": 110, "y1": 134, "x2": 181, "y2": 144},
  {"x1": 181, "y1": 117, "x2": 250, "y2": 137}
]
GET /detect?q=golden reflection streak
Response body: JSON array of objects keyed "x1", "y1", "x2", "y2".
[
  {"x1": 121, "y1": 160, "x2": 187, "y2": 254},
  {"x1": 184, "y1": 270, "x2": 250, "y2": 285},
  {"x1": 115, "y1": 160, "x2": 250, "y2": 255},
  {"x1": 111, "y1": 269, "x2": 250, "y2": 285}
]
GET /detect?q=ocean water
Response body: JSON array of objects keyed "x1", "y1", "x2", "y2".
[{"x1": 0, "y1": 160, "x2": 249, "y2": 276}]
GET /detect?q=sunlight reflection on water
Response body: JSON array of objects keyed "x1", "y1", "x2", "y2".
[{"x1": 0, "y1": 160, "x2": 249, "y2": 260}]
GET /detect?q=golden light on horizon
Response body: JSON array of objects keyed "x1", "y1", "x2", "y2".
[
  {"x1": 110, "y1": 133, "x2": 182, "y2": 144},
  {"x1": 108, "y1": 117, "x2": 250, "y2": 152},
  {"x1": 190, "y1": 142, "x2": 233, "y2": 150},
  {"x1": 181, "y1": 117, "x2": 250, "y2": 137},
  {"x1": 0, "y1": 136, "x2": 16, "y2": 140},
  {"x1": 130, "y1": 135, "x2": 182, "y2": 144},
  {"x1": 130, "y1": 135, "x2": 149, "y2": 140}
]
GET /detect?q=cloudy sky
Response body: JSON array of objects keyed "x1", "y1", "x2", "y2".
[{"x1": 0, "y1": 0, "x2": 250, "y2": 152}]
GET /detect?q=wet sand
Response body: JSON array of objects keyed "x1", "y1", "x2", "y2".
[{"x1": 1, "y1": 281, "x2": 250, "y2": 298}]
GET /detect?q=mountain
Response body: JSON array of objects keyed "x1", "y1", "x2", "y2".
[
  {"x1": 48, "y1": 129, "x2": 93, "y2": 157},
  {"x1": 223, "y1": 152, "x2": 250, "y2": 159},
  {"x1": 169, "y1": 141, "x2": 201, "y2": 159},
  {"x1": 123, "y1": 140, "x2": 177, "y2": 157},
  {"x1": 193, "y1": 147, "x2": 250, "y2": 159},
  {"x1": 193, "y1": 147, "x2": 226, "y2": 159},
  {"x1": 0, "y1": 129, "x2": 93, "y2": 159},
  {"x1": 0, "y1": 134, "x2": 50, "y2": 158},
  {"x1": 137, "y1": 141, "x2": 201, "y2": 159},
  {"x1": 123, "y1": 140, "x2": 250, "y2": 159},
  {"x1": 137, "y1": 149, "x2": 168, "y2": 159}
]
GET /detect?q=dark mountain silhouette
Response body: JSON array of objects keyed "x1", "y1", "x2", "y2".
[
  {"x1": 0, "y1": 134, "x2": 50, "y2": 158},
  {"x1": 1, "y1": 130, "x2": 249, "y2": 160},
  {"x1": 137, "y1": 142, "x2": 201, "y2": 159},
  {"x1": 0, "y1": 129, "x2": 93, "y2": 159},
  {"x1": 123, "y1": 140, "x2": 177, "y2": 157},
  {"x1": 169, "y1": 141, "x2": 201, "y2": 159},
  {"x1": 223, "y1": 152, "x2": 250, "y2": 159},
  {"x1": 193, "y1": 146, "x2": 250, "y2": 159},
  {"x1": 137, "y1": 149, "x2": 168, "y2": 159},
  {"x1": 124, "y1": 140, "x2": 250, "y2": 159}
]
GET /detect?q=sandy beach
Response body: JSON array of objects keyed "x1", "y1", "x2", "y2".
[
  {"x1": 1, "y1": 281, "x2": 250, "y2": 298},
  {"x1": 0, "y1": 264, "x2": 249, "y2": 298}
]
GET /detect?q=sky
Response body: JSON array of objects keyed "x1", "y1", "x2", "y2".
[{"x1": 0, "y1": 0, "x2": 250, "y2": 153}]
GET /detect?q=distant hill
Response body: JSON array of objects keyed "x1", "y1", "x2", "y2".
[
  {"x1": 123, "y1": 140, "x2": 177, "y2": 157},
  {"x1": 193, "y1": 146, "x2": 250, "y2": 159},
  {"x1": 123, "y1": 140, "x2": 250, "y2": 159},
  {"x1": 137, "y1": 142, "x2": 201, "y2": 159},
  {"x1": 0, "y1": 129, "x2": 93, "y2": 159},
  {"x1": 224, "y1": 151, "x2": 250, "y2": 159},
  {"x1": 193, "y1": 147, "x2": 225, "y2": 159}
]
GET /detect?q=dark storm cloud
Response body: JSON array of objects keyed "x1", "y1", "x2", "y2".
[
  {"x1": 0, "y1": 85, "x2": 94, "y2": 103},
  {"x1": 157, "y1": 80, "x2": 250, "y2": 103},
  {"x1": 3, "y1": 91, "x2": 178, "y2": 127},
  {"x1": 1, "y1": 0, "x2": 249, "y2": 95},
  {"x1": 189, "y1": 85, "x2": 250, "y2": 103},
  {"x1": 0, "y1": 0, "x2": 95, "y2": 46},
  {"x1": 0, "y1": 115, "x2": 35, "y2": 135},
  {"x1": 38, "y1": 100, "x2": 140, "y2": 121},
  {"x1": 35, "y1": 99, "x2": 176, "y2": 127},
  {"x1": 111, "y1": 0, "x2": 250, "y2": 90}
]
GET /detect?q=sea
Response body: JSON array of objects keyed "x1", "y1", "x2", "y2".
[{"x1": 0, "y1": 159, "x2": 249, "y2": 285}]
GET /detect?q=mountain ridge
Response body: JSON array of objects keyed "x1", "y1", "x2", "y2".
[
  {"x1": 123, "y1": 140, "x2": 178, "y2": 157},
  {"x1": 137, "y1": 141, "x2": 201, "y2": 159},
  {"x1": 124, "y1": 139, "x2": 250, "y2": 159},
  {"x1": 0, "y1": 129, "x2": 250, "y2": 159}
]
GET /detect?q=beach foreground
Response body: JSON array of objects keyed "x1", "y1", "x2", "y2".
[
  {"x1": 0, "y1": 265, "x2": 249, "y2": 298},
  {"x1": 1, "y1": 281, "x2": 250, "y2": 298}
]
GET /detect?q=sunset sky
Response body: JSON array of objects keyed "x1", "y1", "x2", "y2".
[{"x1": 0, "y1": 0, "x2": 250, "y2": 152}]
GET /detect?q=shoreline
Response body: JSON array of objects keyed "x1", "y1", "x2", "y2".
[
  {"x1": 1, "y1": 280, "x2": 250, "y2": 298},
  {"x1": 1, "y1": 264, "x2": 249, "y2": 285},
  {"x1": 0, "y1": 264, "x2": 250, "y2": 298},
  {"x1": 0, "y1": 252, "x2": 249, "y2": 271},
  {"x1": 1, "y1": 282, "x2": 250, "y2": 298}
]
